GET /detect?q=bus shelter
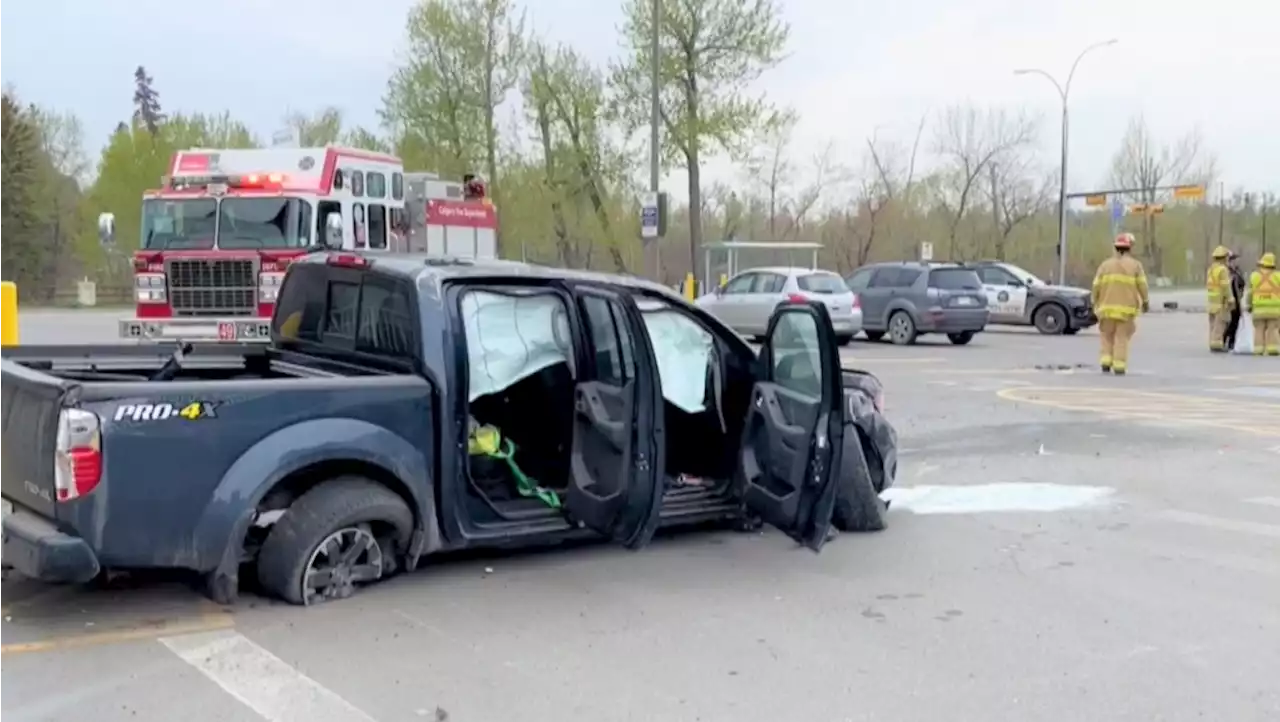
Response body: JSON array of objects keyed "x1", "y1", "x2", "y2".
[{"x1": 701, "y1": 241, "x2": 823, "y2": 290}]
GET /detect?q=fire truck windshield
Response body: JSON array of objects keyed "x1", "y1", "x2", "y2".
[
  {"x1": 142, "y1": 199, "x2": 217, "y2": 250},
  {"x1": 141, "y1": 197, "x2": 313, "y2": 250},
  {"x1": 218, "y1": 197, "x2": 313, "y2": 250}
]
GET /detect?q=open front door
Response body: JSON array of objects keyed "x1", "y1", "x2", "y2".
[
  {"x1": 735, "y1": 301, "x2": 845, "y2": 550},
  {"x1": 564, "y1": 287, "x2": 664, "y2": 548}
]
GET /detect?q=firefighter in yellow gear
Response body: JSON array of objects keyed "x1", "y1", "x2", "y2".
[
  {"x1": 1091, "y1": 232, "x2": 1150, "y2": 374},
  {"x1": 1206, "y1": 245, "x2": 1235, "y2": 351},
  {"x1": 1245, "y1": 252, "x2": 1280, "y2": 355}
]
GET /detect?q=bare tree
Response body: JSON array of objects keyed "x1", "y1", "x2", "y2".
[
  {"x1": 860, "y1": 115, "x2": 928, "y2": 259},
  {"x1": 987, "y1": 156, "x2": 1056, "y2": 259},
  {"x1": 743, "y1": 110, "x2": 797, "y2": 238},
  {"x1": 1108, "y1": 115, "x2": 1217, "y2": 275},
  {"x1": 932, "y1": 105, "x2": 1038, "y2": 259}
]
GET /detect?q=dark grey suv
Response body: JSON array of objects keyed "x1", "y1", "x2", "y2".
[{"x1": 845, "y1": 262, "x2": 990, "y2": 345}]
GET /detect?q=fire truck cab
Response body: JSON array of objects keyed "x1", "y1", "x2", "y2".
[{"x1": 106, "y1": 145, "x2": 497, "y2": 342}]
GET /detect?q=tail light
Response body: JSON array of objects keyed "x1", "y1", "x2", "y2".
[
  {"x1": 851, "y1": 294, "x2": 861, "y2": 309},
  {"x1": 327, "y1": 253, "x2": 370, "y2": 269},
  {"x1": 259, "y1": 271, "x2": 285, "y2": 303},
  {"x1": 135, "y1": 272, "x2": 167, "y2": 303},
  {"x1": 786, "y1": 293, "x2": 807, "y2": 304},
  {"x1": 55, "y1": 409, "x2": 103, "y2": 502},
  {"x1": 874, "y1": 390, "x2": 886, "y2": 413}
]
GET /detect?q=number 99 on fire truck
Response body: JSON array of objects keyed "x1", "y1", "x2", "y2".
[{"x1": 107, "y1": 145, "x2": 498, "y2": 342}]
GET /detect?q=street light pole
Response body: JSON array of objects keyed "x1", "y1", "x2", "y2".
[
  {"x1": 649, "y1": 0, "x2": 660, "y2": 195},
  {"x1": 647, "y1": 0, "x2": 662, "y2": 281},
  {"x1": 1015, "y1": 38, "x2": 1117, "y2": 285}
]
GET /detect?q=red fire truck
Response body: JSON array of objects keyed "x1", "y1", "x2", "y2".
[{"x1": 108, "y1": 146, "x2": 498, "y2": 341}]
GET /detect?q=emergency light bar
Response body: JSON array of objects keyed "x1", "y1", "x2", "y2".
[{"x1": 166, "y1": 172, "x2": 290, "y2": 192}]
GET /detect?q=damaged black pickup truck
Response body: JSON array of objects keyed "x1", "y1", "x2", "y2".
[{"x1": 1, "y1": 253, "x2": 897, "y2": 606}]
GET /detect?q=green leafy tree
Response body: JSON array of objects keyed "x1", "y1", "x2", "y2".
[
  {"x1": 1, "y1": 92, "x2": 53, "y2": 293},
  {"x1": 527, "y1": 41, "x2": 634, "y2": 270},
  {"x1": 611, "y1": 0, "x2": 789, "y2": 280},
  {"x1": 342, "y1": 127, "x2": 392, "y2": 153},
  {"x1": 284, "y1": 107, "x2": 344, "y2": 146},
  {"x1": 384, "y1": 0, "x2": 524, "y2": 204}
]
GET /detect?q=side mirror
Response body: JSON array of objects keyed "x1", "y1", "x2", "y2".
[
  {"x1": 323, "y1": 213, "x2": 343, "y2": 249},
  {"x1": 97, "y1": 212, "x2": 116, "y2": 246}
]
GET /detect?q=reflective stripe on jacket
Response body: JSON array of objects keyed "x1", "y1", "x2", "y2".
[
  {"x1": 1206, "y1": 263, "x2": 1232, "y2": 312},
  {"x1": 1092, "y1": 254, "x2": 1149, "y2": 320},
  {"x1": 1248, "y1": 269, "x2": 1280, "y2": 319}
]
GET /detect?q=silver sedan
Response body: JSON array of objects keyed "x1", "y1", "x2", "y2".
[{"x1": 695, "y1": 267, "x2": 863, "y2": 344}]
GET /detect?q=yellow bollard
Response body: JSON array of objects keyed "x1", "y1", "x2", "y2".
[
  {"x1": 719, "y1": 273, "x2": 728, "y2": 288},
  {"x1": 683, "y1": 273, "x2": 697, "y2": 301},
  {"x1": 1, "y1": 281, "x2": 18, "y2": 346}
]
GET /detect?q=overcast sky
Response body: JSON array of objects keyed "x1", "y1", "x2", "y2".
[{"x1": 3, "y1": 0, "x2": 1277, "y2": 201}]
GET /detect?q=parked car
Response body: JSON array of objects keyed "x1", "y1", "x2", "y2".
[
  {"x1": 844, "y1": 262, "x2": 989, "y2": 345},
  {"x1": 694, "y1": 267, "x2": 862, "y2": 344},
  {"x1": 965, "y1": 261, "x2": 1097, "y2": 335},
  {"x1": 1, "y1": 253, "x2": 897, "y2": 606}
]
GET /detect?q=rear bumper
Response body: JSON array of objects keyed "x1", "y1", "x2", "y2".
[
  {"x1": 119, "y1": 317, "x2": 272, "y2": 342},
  {"x1": 920, "y1": 309, "x2": 989, "y2": 333},
  {"x1": 2, "y1": 504, "x2": 100, "y2": 583},
  {"x1": 832, "y1": 311, "x2": 864, "y2": 336}
]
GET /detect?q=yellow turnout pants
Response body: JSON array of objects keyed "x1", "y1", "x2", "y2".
[
  {"x1": 1253, "y1": 317, "x2": 1280, "y2": 355},
  {"x1": 1209, "y1": 309, "x2": 1232, "y2": 350},
  {"x1": 1099, "y1": 317, "x2": 1137, "y2": 371}
]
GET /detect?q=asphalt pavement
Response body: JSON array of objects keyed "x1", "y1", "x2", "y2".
[{"x1": 3, "y1": 309, "x2": 1278, "y2": 722}]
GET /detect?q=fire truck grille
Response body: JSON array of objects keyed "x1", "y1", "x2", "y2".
[{"x1": 166, "y1": 259, "x2": 258, "y2": 316}]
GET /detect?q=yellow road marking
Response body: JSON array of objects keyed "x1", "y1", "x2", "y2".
[
  {"x1": 996, "y1": 386, "x2": 1280, "y2": 438},
  {"x1": 1, "y1": 612, "x2": 233, "y2": 656},
  {"x1": 1, "y1": 604, "x2": 233, "y2": 657}
]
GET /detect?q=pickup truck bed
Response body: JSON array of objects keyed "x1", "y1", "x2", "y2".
[{"x1": 2, "y1": 342, "x2": 434, "y2": 596}]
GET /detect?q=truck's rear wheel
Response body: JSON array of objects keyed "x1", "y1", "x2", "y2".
[{"x1": 257, "y1": 477, "x2": 413, "y2": 606}]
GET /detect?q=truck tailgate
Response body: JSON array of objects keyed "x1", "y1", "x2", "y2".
[{"x1": 1, "y1": 359, "x2": 73, "y2": 517}]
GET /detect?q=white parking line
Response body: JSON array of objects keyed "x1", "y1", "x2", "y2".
[
  {"x1": 1244, "y1": 497, "x2": 1280, "y2": 509},
  {"x1": 160, "y1": 629, "x2": 378, "y2": 722},
  {"x1": 1155, "y1": 510, "x2": 1280, "y2": 540}
]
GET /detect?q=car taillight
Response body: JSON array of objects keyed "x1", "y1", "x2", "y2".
[
  {"x1": 874, "y1": 391, "x2": 885, "y2": 413},
  {"x1": 55, "y1": 409, "x2": 103, "y2": 502},
  {"x1": 851, "y1": 294, "x2": 861, "y2": 309},
  {"x1": 259, "y1": 271, "x2": 285, "y2": 303},
  {"x1": 135, "y1": 273, "x2": 167, "y2": 303},
  {"x1": 787, "y1": 293, "x2": 807, "y2": 303},
  {"x1": 327, "y1": 253, "x2": 370, "y2": 269}
]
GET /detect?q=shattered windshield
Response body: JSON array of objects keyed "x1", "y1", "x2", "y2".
[{"x1": 140, "y1": 198, "x2": 217, "y2": 250}]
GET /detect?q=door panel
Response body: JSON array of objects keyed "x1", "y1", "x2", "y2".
[
  {"x1": 565, "y1": 289, "x2": 663, "y2": 547},
  {"x1": 569, "y1": 380, "x2": 635, "y2": 529},
  {"x1": 735, "y1": 302, "x2": 845, "y2": 550}
]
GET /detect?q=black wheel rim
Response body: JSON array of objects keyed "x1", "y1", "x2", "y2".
[
  {"x1": 301, "y1": 524, "x2": 384, "y2": 606},
  {"x1": 1042, "y1": 309, "x2": 1063, "y2": 332}
]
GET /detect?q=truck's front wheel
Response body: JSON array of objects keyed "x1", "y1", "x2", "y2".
[{"x1": 257, "y1": 477, "x2": 414, "y2": 606}]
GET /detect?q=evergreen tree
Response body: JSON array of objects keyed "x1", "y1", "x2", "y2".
[{"x1": 132, "y1": 66, "x2": 165, "y2": 135}]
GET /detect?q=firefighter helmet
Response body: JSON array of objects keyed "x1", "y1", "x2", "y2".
[
  {"x1": 1261, "y1": 252, "x2": 1277, "y2": 269},
  {"x1": 1114, "y1": 232, "x2": 1135, "y2": 249},
  {"x1": 1212, "y1": 245, "x2": 1230, "y2": 259}
]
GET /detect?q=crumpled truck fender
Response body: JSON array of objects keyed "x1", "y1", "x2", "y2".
[{"x1": 191, "y1": 417, "x2": 439, "y2": 578}]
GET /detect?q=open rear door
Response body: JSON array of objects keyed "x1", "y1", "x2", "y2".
[
  {"x1": 563, "y1": 287, "x2": 664, "y2": 548},
  {"x1": 735, "y1": 301, "x2": 845, "y2": 550}
]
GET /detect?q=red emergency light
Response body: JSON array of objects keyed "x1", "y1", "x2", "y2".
[{"x1": 240, "y1": 172, "x2": 287, "y2": 189}]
